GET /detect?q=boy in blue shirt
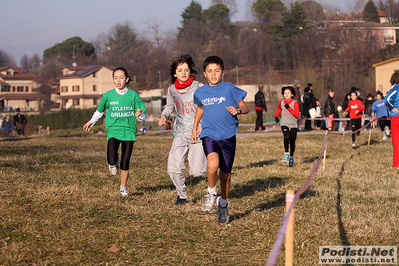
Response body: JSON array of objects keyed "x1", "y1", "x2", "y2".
[
  {"x1": 191, "y1": 56, "x2": 249, "y2": 223},
  {"x1": 371, "y1": 91, "x2": 390, "y2": 140}
]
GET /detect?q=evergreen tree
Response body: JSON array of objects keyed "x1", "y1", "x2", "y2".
[{"x1": 363, "y1": 0, "x2": 380, "y2": 22}]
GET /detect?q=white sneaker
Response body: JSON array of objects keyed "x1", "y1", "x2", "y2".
[
  {"x1": 383, "y1": 135, "x2": 387, "y2": 141},
  {"x1": 201, "y1": 193, "x2": 217, "y2": 213},
  {"x1": 352, "y1": 143, "x2": 356, "y2": 149},
  {"x1": 385, "y1": 126, "x2": 390, "y2": 136},
  {"x1": 109, "y1": 165, "x2": 118, "y2": 175},
  {"x1": 282, "y1": 153, "x2": 290, "y2": 162},
  {"x1": 120, "y1": 189, "x2": 129, "y2": 197}
]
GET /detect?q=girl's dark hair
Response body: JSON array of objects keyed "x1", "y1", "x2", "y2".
[
  {"x1": 376, "y1": 91, "x2": 384, "y2": 98},
  {"x1": 281, "y1": 86, "x2": 296, "y2": 97},
  {"x1": 113, "y1": 67, "x2": 131, "y2": 84},
  {"x1": 169, "y1": 54, "x2": 197, "y2": 83},
  {"x1": 203, "y1": 55, "x2": 224, "y2": 71},
  {"x1": 390, "y1": 72, "x2": 399, "y2": 85}
]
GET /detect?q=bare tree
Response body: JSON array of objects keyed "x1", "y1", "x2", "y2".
[
  {"x1": 144, "y1": 19, "x2": 164, "y2": 47},
  {"x1": 20, "y1": 54, "x2": 29, "y2": 69}
]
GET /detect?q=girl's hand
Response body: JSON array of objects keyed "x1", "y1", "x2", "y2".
[
  {"x1": 392, "y1": 108, "x2": 399, "y2": 114},
  {"x1": 190, "y1": 130, "x2": 198, "y2": 143},
  {"x1": 83, "y1": 121, "x2": 93, "y2": 132},
  {"x1": 135, "y1": 108, "x2": 142, "y2": 117},
  {"x1": 355, "y1": 110, "x2": 359, "y2": 115}
]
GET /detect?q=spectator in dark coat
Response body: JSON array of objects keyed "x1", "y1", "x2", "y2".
[
  {"x1": 13, "y1": 108, "x2": 27, "y2": 135},
  {"x1": 254, "y1": 84, "x2": 268, "y2": 131},
  {"x1": 303, "y1": 87, "x2": 314, "y2": 130},
  {"x1": 324, "y1": 90, "x2": 335, "y2": 131}
]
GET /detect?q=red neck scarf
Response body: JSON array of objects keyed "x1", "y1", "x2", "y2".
[{"x1": 174, "y1": 76, "x2": 194, "y2": 90}]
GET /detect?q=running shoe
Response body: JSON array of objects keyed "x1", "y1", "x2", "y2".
[
  {"x1": 120, "y1": 189, "x2": 129, "y2": 197},
  {"x1": 282, "y1": 153, "x2": 290, "y2": 162},
  {"x1": 201, "y1": 193, "x2": 217, "y2": 213},
  {"x1": 352, "y1": 143, "x2": 356, "y2": 149},
  {"x1": 385, "y1": 126, "x2": 390, "y2": 136},
  {"x1": 288, "y1": 156, "x2": 295, "y2": 167},
  {"x1": 175, "y1": 196, "x2": 187, "y2": 205},
  {"x1": 217, "y1": 201, "x2": 229, "y2": 224}
]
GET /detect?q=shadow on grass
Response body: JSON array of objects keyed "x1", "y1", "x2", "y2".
[
  {"x1": 336, "y1": 156, "x2": 353, "y2": 266},
  {"x1": 0, "y1": 136, "x2": 32, "y2": 142},
  {"x1": 302, "y1": 155, "x2": 329, "y2": 164},
  {"x1": 229, "y1": 177, "x2": 286, "y2": 199},
  {"x1": 235, "y1": 159, "x2": 278, "y2": 170}
]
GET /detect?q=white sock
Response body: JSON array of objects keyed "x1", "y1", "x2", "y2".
[
  {"x1": 219, "y1": 198, "x2": 228, "y2": 207},
  {"x1": 208, "y1": 186, "x2": 217, "y2": 195},
  {"x1": 120, "y1": 186, "x2": 126, "y2": 191}
]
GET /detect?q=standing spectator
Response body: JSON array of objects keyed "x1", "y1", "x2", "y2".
[
  {"x1": 343, "y1": 91, "x2": 365, "y2": 148},
  {"x1": 158, "y1": 54, "x2": 207, "y2": 205},
  {"x1": 302, "y1": 86, "x2": 314, "y2": 131},
  {"x1": 1, "y1": 115, "x2": 15, "y2": 134},
  {"x1": 386, "y1": 73, "x2": 399, "y2": 168},
  {"x1": 13, "y1": 108, "x2": 28, "y2": 136},
  {"x1": 371, "y1": 91, "x2": 390, "y2": 140},
  {"x1": 364, "y1": 94, "x2": 374, "y2": 129},
  {"x1": 254, "y1": 84, "x2": 268, "y2": 131},
  {"x1": 342, "y1": 93, "x2": 351, "y2": 130},
  {"x1": 314, "y1": 98, "x2": 324, "y2": 130},
  {"x1": 293, "y1": 79, "x2": 302, "y2": 129},
  {"x1": 274, "y1": 86, "x2": 300, "y2": 167},
  {"x1": 83, "y1": 67, "x2": 146, "y2": 197},
  {"x1": 324, "y1": 90, "x2": 335, "y2": 131},
  {"x1": 307, "y1": 83, "x2": 316, "y2": 108}
]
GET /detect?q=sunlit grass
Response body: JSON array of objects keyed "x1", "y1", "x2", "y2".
[{"x1": 0, "y1": 131, "x2": 398, "y2": 265}]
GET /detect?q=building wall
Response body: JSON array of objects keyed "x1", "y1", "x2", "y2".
[{"x1": 375, "y1": 60, "x2": 399, "y2": 95}]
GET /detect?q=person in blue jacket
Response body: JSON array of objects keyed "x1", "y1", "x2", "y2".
[{"x1": 386, "y1": 73, "x2": 399, "y2": 168}]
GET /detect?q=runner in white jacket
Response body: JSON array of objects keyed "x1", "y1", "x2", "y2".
[{"x1": 158, "y1": 54, "x2": 207, "y2": 205}]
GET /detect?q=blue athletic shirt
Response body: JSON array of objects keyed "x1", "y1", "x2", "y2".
[
  {"x1": 386, "y1": 84, "x2": 399, "y2": 117},
  {"x1": 371, "y1": 99, "x2": 388, "y2": 118},
  {"x1": 194, "y1": 81, "x2": 247, "y2": 140}
]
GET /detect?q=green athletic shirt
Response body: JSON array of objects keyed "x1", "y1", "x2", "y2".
[{"x1": 97, "y1": 88, "x2": 146, "y2": 141}]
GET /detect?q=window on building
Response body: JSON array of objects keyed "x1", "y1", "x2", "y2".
[
  {"x1": 17, "y1": 86, "x2": 24, "y2": 92},
  {"x1": 93, "y1": 85, "x2": 97, "y2": 91},
  {"x1": 12, "y1": 86, "x2": 16, "y2": 92},
  {"x1": 1, "y1": 85, "x2": 10, "y2": 92},
  {"x1": 61, "y1": 86, "x2": 68, "y2": 92},
  {"x1": 73, "y1": 99, "x2": 80, "y2": 106},
  {"x1": 93, "y1": 72, "x2": 96, "y2": 78},
  {"x1": 63, "y1": 99, "x2": 68, "y2": 106},
  {"x1": 65, "y1": 71, "x2": 69, "y2": 75},
  {"x1": 72, "y1": 85, "x2": 80, "y2": 92},
  {"x1": 6, "y1": 71, "x2": 11, "y2": 75},
  {"x1": 25, "y1": 86, "x2": 29, "y2": 92},
  {"x1": 93, "y1": 99, "x2": 98, "y2": 105},
  {"x1": 384, "y1": 29, "x2": 394, "y2": 42}
]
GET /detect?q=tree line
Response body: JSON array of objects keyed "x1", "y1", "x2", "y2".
[{"x1": 2, "y1": 0, "x2": 399, "y2": 109}]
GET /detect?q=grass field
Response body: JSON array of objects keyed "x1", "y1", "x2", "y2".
[{"x1": 0, "y1": 130, "x2": 398, "y2": 265}]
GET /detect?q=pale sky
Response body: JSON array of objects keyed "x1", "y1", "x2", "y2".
[{"x1": 1, "y1": 0, "x2": 353, "y2": 66}]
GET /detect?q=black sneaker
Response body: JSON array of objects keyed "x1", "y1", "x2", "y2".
[
  {"x1": 175, "y1": 196, "x2": 187, "y2": 205},
  {"x1": 217, "y1": 199, "x2": 229, "y2": 224}
]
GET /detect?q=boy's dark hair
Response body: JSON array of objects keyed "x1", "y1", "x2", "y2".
[
  {"x1": 203, "y1": 56, "x2": 224, "y2": 71},
  {"x1": 350, "y1": 86, "x2": 359, "y2": 93},
  {"x1": 113, "y1": 67, "x2": 131, "y2": 84},
  {"x1": 169, "y1": 54, "x2": 197, "y2": 83},
  {"x1": 304, "y1": 87, "x2": 310, "y2": 93},
  {"x1": 376, "y1": 91, "x2": 384, "y2": 98},
  {"x1": 307, "y1": 83, "x2": 312, "y2": 87},
  {"x1": 390, "y1": 72, "x2": 399, "y2": 85},
  {"x1": 281, "y1": 86, "x2": 296, "y2": 97},
  {"x1": 366, "y1": 94, "x2": 373, "y2": 99}
]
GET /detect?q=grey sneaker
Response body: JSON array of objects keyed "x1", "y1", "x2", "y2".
[
  {"x1": 282, "y1": 153, "x2": 290, "y2": 162},
  {"x1": 288, "y1": 156, "x2": 294, "y2": 167},
  {"x1": 109, "y1": 165, "x2": 118, "y2": 176},
  {"x1": 217, "y1": 201, "x2": 229, "y2": 224},
  {"x1": 201, "y1": 193, "x2": 217, "y2": 213},
  {"x1": 385, "y1": 126, "x2": 390, "y2": 136},
  {"x1": 120, "y1": 189, "x2": 129, "y2": 197}
]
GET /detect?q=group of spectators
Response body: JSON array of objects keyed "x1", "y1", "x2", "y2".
[{"x1": 0, "y1": 108, "x2": 27, "y2": 136}]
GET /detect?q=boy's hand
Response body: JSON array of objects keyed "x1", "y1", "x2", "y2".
[
  {"x1": 226, "y1": 106, "x2": 238, "y2": 115},
  {"x1": 158, "y1": 115, "x2": 166, "y2": 126},
  {"x1": 275, "y1": 117, "x2": 280, "y2": 123},
  {"x1": 83, "y1": 121, "x2": 93, "y2": 132},
  {"x1": 190, "y1": 130, "x2": 198, "y2": 143},
  {"x1": 135, "y1": 108, "x2": 142, "y2": 117}
]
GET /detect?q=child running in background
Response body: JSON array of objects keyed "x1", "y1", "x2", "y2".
[
  {"x1": 343, "y1": 91, "x2": 365, "y2": 149},
  {"x1": 371, "y1": 91, "x2": 391, "y2": 140},
  {"x1": 191, "y1": 55, "x2": 249, "y2": 224},
  {"x1": 83, "y1": 67, "x2": 146, "y2": 196},
  {"x1": 274, "y1": 86, "x2": 300, "y2": 167},
  {"x1": 158, "y1": 54, "x2": 207, "y2": 205}
]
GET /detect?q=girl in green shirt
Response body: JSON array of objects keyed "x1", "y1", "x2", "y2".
[{"x1": 83, "y1": 67, "x2": 146, "y2": 196}]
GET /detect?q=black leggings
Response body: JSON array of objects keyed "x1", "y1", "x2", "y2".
[
  {"x1": 378, "y1": 117, "x2": 390, "y2": 131},
  {"x1": 107, "y1": 138, "x2": 134, "y2": 171},
  {"x1": 281, "y1": 126, "x2": 298, "y2": 156},
  {"x1": 351, "y1": 118, "x2": 362, "y2": 142}
]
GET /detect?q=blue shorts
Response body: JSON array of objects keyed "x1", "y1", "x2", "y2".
[{"x1": 201, "y1": 135, "x2": 236, "y2": 173}]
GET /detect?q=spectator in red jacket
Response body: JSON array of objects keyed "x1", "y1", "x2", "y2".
[{"x1": 343, "y1": 91, "x2": 365, "y2": 149}]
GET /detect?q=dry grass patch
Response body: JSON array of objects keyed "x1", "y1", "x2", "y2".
[{"x1": 0, "y1": 131, "x2": 398, "y2": 265}]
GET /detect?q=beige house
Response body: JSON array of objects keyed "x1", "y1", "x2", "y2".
[
  {"x1": 372, "y1": 58, "x2": 399, "y2": 95},
  {"x1": 58, "y1": 65, "x2": 114, "y2": 109},
  {"x1": 0, "y1": 67, "x2": 40, "y2": 111}
]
